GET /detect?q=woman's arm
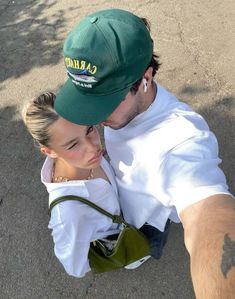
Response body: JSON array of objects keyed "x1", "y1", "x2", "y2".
[{"x1": 49, "y1": 203, "x2": 93, "y2": 278}]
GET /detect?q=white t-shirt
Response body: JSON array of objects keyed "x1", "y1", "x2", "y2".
[
  {"x1": 41, "y1": 157, "x2": 120, "y2": 278},
  {"x1": 105, "y1": 83, "x2": 231, "y2": 232}
]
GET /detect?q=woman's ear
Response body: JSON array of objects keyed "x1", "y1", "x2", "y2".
[{"x1": 40, "y1": 146, "x2": 58, "y2": 158}]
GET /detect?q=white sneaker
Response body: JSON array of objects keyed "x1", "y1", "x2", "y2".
[{"x1": 124, "y1": 255, "x2": 151, "y2": 270}]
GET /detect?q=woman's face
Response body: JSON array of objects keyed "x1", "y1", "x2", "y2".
[{"x1": 45, "y1": 117, "x2": 102, "y2": 170}]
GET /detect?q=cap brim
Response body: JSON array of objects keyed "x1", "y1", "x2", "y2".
[{"x1": 54, "y1": 78, "x2": 130, "y2": 125}]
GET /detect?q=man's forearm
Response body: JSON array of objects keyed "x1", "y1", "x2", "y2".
[{"x1": 181, "y1": 194, "x2": 235, "y2": 299}]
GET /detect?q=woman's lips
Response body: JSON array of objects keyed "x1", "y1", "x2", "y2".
[{"x1": 88, "y1": 149, "x2": 102, "y2": 164}]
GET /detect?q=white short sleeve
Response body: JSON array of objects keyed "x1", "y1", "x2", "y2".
[{"x1": 161, "y1": 130, "x2": 230, "y2": 215}]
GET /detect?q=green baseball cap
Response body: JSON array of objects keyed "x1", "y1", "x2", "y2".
[{"x1": 55, "y1": 9, "x2": 153, "y2": 125}]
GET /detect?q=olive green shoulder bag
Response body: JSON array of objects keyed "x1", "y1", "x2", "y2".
[{"x1": 49, "y1": 195, "x2": 150, "y2": 273}]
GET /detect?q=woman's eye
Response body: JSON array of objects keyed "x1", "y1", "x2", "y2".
[
  {"x1": 87, "y1": 126, "x2": 94, "y2": 134},
  {"x1": 67, "y1": 143, "x2": 78, "y2": 150}
]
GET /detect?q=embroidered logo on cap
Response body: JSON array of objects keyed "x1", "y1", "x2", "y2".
[
  {"x1": 65, "y1": 57, "x2": 98, "y2": 88},
  {"x1": 68, "y1": 70, "x2": 97, "y2": 83}
]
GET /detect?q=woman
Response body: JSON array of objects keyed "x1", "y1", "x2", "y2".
[{"x1": 22, "y1": 92, "x2": 122, "y2": 277}]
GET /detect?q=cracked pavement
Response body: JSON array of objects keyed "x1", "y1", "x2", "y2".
[{"x1": 0, "y1": 0, "x2": 234, "y2": 298}]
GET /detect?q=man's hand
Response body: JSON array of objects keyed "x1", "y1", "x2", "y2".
[{"x1": 180, "y1": 194, "x2": 235, "y2": 299}]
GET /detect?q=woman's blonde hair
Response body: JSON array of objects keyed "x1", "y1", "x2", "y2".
[{"x1": 22, "y1": 92, "x2": 59, "y2": 147}]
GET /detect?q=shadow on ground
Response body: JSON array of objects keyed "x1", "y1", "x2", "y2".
[{"x1": 0, "y1": 0, "x2": 66, "y2": 83}]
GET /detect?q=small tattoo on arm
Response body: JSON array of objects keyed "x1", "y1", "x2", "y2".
[{"x1": 221, "y1": 233, "x2": 235, "y2": 278}]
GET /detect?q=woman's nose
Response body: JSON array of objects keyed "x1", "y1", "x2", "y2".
[{"x1": 85, "y1": 138, "x2": 98, "y2": 152}]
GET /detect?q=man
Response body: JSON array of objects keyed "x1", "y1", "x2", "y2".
[{"x1": 55, "y1": 9, "x2": 235, "y2": 298}]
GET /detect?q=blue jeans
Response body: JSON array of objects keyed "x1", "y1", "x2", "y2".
[{"x1": 139, "y1": 219, "x2": 171, "y2": 259}]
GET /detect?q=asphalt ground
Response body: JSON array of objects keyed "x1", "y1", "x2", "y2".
[{"x1": 0, "y1": 1, "x2": 234, "y2": 298}]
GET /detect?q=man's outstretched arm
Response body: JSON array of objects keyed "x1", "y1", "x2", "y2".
[{"x1": 180, "y1": 194, "x2": 235, "y2": 299}]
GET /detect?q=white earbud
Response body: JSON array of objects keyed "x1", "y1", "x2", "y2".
[{"x1": 143, "y1": 78, "x2": 148, "y2": 93}]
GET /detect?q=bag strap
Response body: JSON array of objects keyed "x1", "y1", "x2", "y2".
[{"x1": 48, "y1": 195, "x2": 126, "y2": 225}]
